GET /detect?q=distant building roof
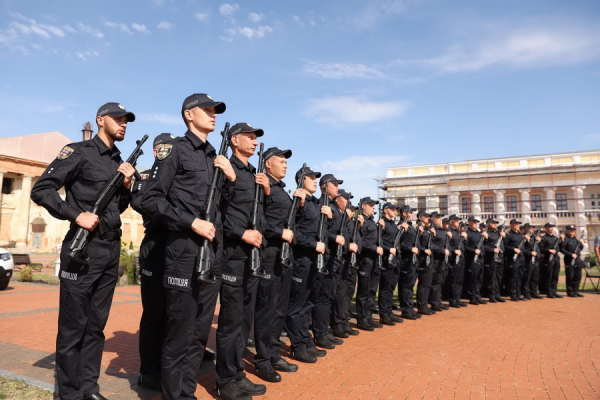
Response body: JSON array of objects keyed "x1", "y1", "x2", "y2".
[{"x1": 0, "y1": 131, "x2": 73, "y2": 164}]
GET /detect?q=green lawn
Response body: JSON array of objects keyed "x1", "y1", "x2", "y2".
[{"x1": 0, "y1": 376, "x2": 54, "y2": 400}]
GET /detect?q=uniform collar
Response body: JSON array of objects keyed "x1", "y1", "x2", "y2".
[
  {"x1": 93, "y1": 135, "x2": 120, "y2": 157},
  {"x1": 230, "y1": 154, "x2": 255, "y2": 173},
  {"x1": 184, "y1": 130, "x2": 211, "y2": 150},
  {"x1": 267, "y1": 173, "x2": 285, "y2": 188},
  {"x1": 361, "y1": 213, "x2": 374, "y2": 221}
]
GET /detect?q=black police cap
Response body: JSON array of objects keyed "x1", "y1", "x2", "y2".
[
  {"x1": 400, "y1": 205, "x2": 414, "y2": 214},
  {"x1": 228, "y1": 122, "x2": 264, "y2": 139},
  {"x1": 153, "y1": 133, "x2": 175, "y2": 148},
  {"x1": 468, "y1": 216, "x2": 480, "y2": 223},
  {"x1": 338, "y1": 189, "x2": 353, "y2": 200},
  {"x1": 510, "y1": 218, "x2": 522, "y2": 224},
  {"x1": 319, "y1": 173, "x2": 343, "y2": 186},
  {"x1": 521, "y1": 223, "x2": 532, "y2": 229},
  {"x1": 264, "y1": 147, "x2": 292, "y2": 161},
  {"x1": 479, "y1": 223, "x2": 486, "y2": 228},
  {"x1": 442, "y1": 217, "x2": 449, "y2": 224},
  {"x1": 417, "y1": 210, "x2": 432, "y2": 218},
  {"x1": 360, "y1": 197, "x2": 378, "y2": 205},
  {"x1": 97, "y1": 102, "x2": 135, "y2": 122},
  {"x1": 544, "y1": 222, "x2": 556, "y2": 228},
  {"x1": 448, "y1": 214, "x2": 461, "y2": 221},
  {"x1": 565, "y1": 225, "x2": 576, "y2": 230},
  {"x1": 486, "y1": 218, "x2": 499, "y2": 224},
  {"x1": 181, "y1": 93, "x2": 226, "y2": 115},
  {"x1": 295, "y1": 166, "x2": 321, "y2": 183},
  {"x1": 431, "y1": 211, "x2": 444, "y2": 218},
  {"x1": 383, "y1": 202, "x2": 399, "y2": 210}
]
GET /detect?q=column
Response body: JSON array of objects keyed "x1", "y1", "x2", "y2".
[
  {"x1": 494, "y1": 190, "x2": 506, "y2": 224},
  {"x1": 15, "y1": 174, "x2": 34, "y2": 247},
  {"x1": 471, "y1": 191, "x2": 481, "y2": 220},
  {"x1": 519, "y1": 190, "x2": 531, "y2": 224},
  {"x1": 544, "y1": 188, "x2": 557, "y2": 226},
  {"x1": 573, "y1": 185, "x2": 587, "y2": 251},
  {"x1": 449, "y1": 191, "x2": 460, "y2": 216}
]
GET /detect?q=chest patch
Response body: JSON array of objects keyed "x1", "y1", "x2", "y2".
[
  {"x1": 57, "y1": 146, "x2": 75, "y2": 160},
  {"x1": 156, "y1": 144, "x2": 173, "y2": 160}
]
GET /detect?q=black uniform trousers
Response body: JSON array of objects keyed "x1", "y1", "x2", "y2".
[
  {"x1": 216, "y1": 242, "x2": 258, "y2": 387},
  {"x1": 56, "y1": 233, "x2": 120, "y2": 400},
  {"x1": 507, "y1": 257, "x2": 524, "y2": 299},
  {"x1": 493, "y1": 259, "x2": 504, "y2": 299},
  {"x1": 337, "y1": 257, "x2": 358, "y2": 330},
  {"x1": 527, "y1": 260, "x2": 540, "y2": 295},
  {"x1": 482, "y1": 258, "x2": 499, "y2": 299},
  {"x1": 312, "y1": 254, "x2": 342, "y2": 337},
  {"x1": 268, "y1": 262, "x2": 293, "y2": 363},
  {"x1": 356, "y1": 257, "x2": 380, "y2": 324},
  {"x1": 378, "y1": 259, "x2": 399, "y2": 318},
  {"x1": 428, "y1": 257, "x2": 448, "y2": 308},
  {"x1": 443, "y1": 258, "x2": 464, "y2": 305},
  {"x1": 565, "y1": 262, "x2": 582, "y2": 295},
  {"x1": 138, "y1": 230, "x2": 168, "y2": 379},
  {"x1": 285, "y1": 251, "x2": 319, "y2": 352},
  {"x1": 399, "y1": 253, "x2": 418, "y2": 314},
  {"x1": 521, "y1": 259, "x2": 533, "y2": 297},
  {"x1": 162, "y1": 233, "x2": 221, "y2": 400},
  {"x1": 542, "y1": 256, "x2": 560, "y2": 295},
  {"x1": 465, "y1": 257, "x2": 483, "y2": 300},
  {"x1": 331, "y1": 254, "x2": 351, "y2": 330},
  {"x1": 416, "y1": 256, "x2": 434, "y2": 310}
]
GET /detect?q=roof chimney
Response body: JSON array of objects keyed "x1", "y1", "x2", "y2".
[{"x1": 82, "y1": 122, "x2": 93, "y2": 141}]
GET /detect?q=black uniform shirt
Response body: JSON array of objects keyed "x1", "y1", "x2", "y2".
[
  {"x1": 540, "y1": 234, "x2": 561, "y2": 258},
  {"x1": 465, "y1": 228, "x2": 484, "y2": 258},
  {"x1": 293, "y1": 193, "x2": 320, "y2": 253},
  {"x1": 347, "y1": 217, "x2": 363, "y2": 254},
  {"x1": 431, "y1": 225, "x2": 447, "y2": 259},
  {"x1": 504, "y1": 229, "x2": 525, "y2": 261},
  {"x1": 263, "y1": 174, "x2": 292, "y2": 246},
  {"x1": 400, "y1": 222, "x2": 418, "y2": 255},
  {"x1": 31, "y1": 135, "x2": 131, "y2": 231},
  {"x1": 483, "y1": 229, "x2": 503, "y2": 263},
  {"x1": 319, "y1": 195, "x2": 342, "y2": 247},
  {"x1": 561, "y1": 235, "x2": 583, "y2": 265},
  {"x1": 141, "y1": 131, "x2": 233, "y2": 232},
  {"x1": 359, "y1": 214, "x2": 377, "y2": 256},
  {"x1": 418, "y1": 226, "x2": 432, "y2": 257},
  {"x1": 381, "y1": 217, "x2": 399, "y2": 254}
]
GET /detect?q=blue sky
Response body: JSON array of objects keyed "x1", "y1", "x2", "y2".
[{"x1": 1, "y1": 0, "x2": 599, "y2": 200}]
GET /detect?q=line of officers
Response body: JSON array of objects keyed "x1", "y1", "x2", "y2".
[{"x1": 31, "y1": 94, "x2": 588, "y2": 400}]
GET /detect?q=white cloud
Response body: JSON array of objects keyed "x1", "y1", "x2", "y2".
[
  {"x1": 105, "y1": 21, "x2": 133, "y2": 35},
  {"x1": 305, "y1": 96, "x2": 409, "y2": 125},
  {"x1": 62, "y1": 25, "x2": 77, "y2": 34},
  {"x1": 349, "y1": 0, "x2": 410, "y2": 30},
  {"x1": 195, "y1": 13, "x2": 210, "y2": 22},
  {"x1": 303, "y1": 61, "x2": 386, "y2": 79},
  {"x1": 157, "y1": 21, "x2": 174, "y2": 30},
  {"x1": 39, "y1": 24, "x2": 65, "y2": 37},
  {"x1": 137, "y1": 113, "x2": 181, "y2": 125},
  {"x1": 75, "y1": 50, "x2": 99, "y2": 61},
  {"x1": 76, "y1": 22, "x2": 103, "y2": 38},
  {"x1": 222, "y1": 25, "x2": 273, "y2": 41},
  {"x1": 132, "y1": 23, "x2": 149, "y2": 34},
  {"x1": 248, "y1": 13, "x2": 265, "y2": 23},
  {"x1": 219, "y1": 3, "x2": 240, "y2": 17},
  {"x1": 291, "y1": 13, "x2": 326, "y2": 27}
]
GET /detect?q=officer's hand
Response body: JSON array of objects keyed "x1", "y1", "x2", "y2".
[
  {"x1": 293, "y1": 189, "x2": 306, "y2": 206},
  {"x1": 447, "y1": 232, "x2": 453, "y2": 238},
  {"x1": 514, "y1": 248, "x2": 521, "y2": 254},
  {"x1": 494, "y1": 248, "x2": 500, "y2": 254},
  {"x1": 532, "y1": 251, "x2": 537, "y2": 257},
  {"x1": 431, "y1": 227, "x2": 437, "y2": 236},
  {"x1": 580, "y1": 239, "x2": 585, "y2": 245},
  {"x1": 76, "y1": 212, "x2": 99, "y2": 231},
  {"x1": 549, "y1": 249, "x2": 556, "y2": 254},
  {"x1": 390, "y1": 248, "x2": 397, "y2": 256},
  {"x1": 192, "y1": 218, "x2": 215, "y2": 241},
  {"x1": 358, "y1": 215, "x2": 365, "y2": 226},
  {"x1": 378, "y1": 219, "x2": 385, "y2": 229},
  {"x1": 215, "y1": 155, "x2": 236, "y2": 182},
  {"x1": 118, "y1": 162, "x2": 136, "y2": 189},
  {"x1": 401, "y1": 222, "x2": 409, "y2": 230},
  {"x1": 573, "y1": 254, "x2": 578, "y2": 259},
  {"x1": 455, "y1": 250, "x2": 462, "y2": 256},
  {"x1": 537, "y1": 236, "x2": 541, "y2": 242},
  {"x1": 475, "y1": 249, "x2": 481, "y2": 255},
  {"x1": 560, "y1": 233, "x2": 565, "y2": 239},
  {"x1": 282, "y1": 229, "x2": 294, "y2": 243},
  {"x1": 336, "y1": 235, "x2": 345, "y2": 246},
  {"x1": 462, "y1": 232, "x2": 468, "y2": 239},
  {"x1": 321, "y1": 206, "x2": 332, "y2": 219},
  {"x1": 412, "y1": 247, "x2": 419, "y2": 254},
  {"x1": 349, "y1": 243, "x2": 358, "y2": 253},
  {"x1": 482, "y1": 232, "x2": 489, "y2": 239},
  {"x1": 444, "y1": 249, "x2": 450, "y2": 256},
  {"x1": 500, "y1": 232, "x2": 506, "y2": 238},
  {"x1": 376, "y1": 246, "x2": 384, "y2": 255},
  {"x1": 425, "y1": 249, "x2": 432, "y2": 255},
  {"x1": 419, "y1": 226, "x2": 424, "y2": 233},
  {"x1": 255, "y1": 173, "x2": 270, "y2": 196},
  {"x1": 316, "y1": 242, "x2": 326, "y2": 254},
  {"x1": 242, "y1": 230, "x2": 263, "y2": 248},
  {"x1": 525, "y1": 234, "x2": 531, "y2": 241},
  {"x1": 346, "y1": 208, "x2": 354, "y2": 218}
]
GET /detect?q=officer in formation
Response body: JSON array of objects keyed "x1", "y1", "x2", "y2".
[{"x1": 35, "y1": 95, "x2": 589, "y2": 400}]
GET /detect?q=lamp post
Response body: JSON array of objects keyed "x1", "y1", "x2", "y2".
[{"x1": 82, "y1": 122, "x2": 93, "y2": 141}]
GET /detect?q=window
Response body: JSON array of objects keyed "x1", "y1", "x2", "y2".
[
  {"x1": 439, "y1": 196, "x2": 448, "y2": 214},
  {"x1": 461, "y1": 197, "x2": 471, "y2": 214},
  {"x1": 531, "y1": 194, "x2": 542, "y2": 211},
  {"x1": 483, "y1": 196, "x2": 494, "y2": 213},
  {"x1": 556, "y1": 193, "x2": 568, "y2": 210},
  {"x1": 418, "y1": 196, "x2": 426, "y2": 211},
  {"x1": 506, "y1": 195, "x2": 517, "y2": 212},
  {"x1": 397, "y1": 197, "x2": 405, "y2": 207},
  {"x1": 1, "y1": 178, "x2": 13, "y2": 195}
]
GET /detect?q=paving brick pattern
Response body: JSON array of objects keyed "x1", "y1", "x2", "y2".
[{"x1": 1, "y1": 280, "x2": 599, "y2": 399}]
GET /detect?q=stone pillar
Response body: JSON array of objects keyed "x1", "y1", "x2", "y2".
[
  {"x1": 573, "y1": 185, "x2": 587, "y2": 251},
  {"x1": 494, "y1": 190, "x2": 506, "y2": 224},
  {"x1": 471, "y1": 191, "x2": 481, "y2": 220},
  {"x1": 15, "y1": 174, "x2": 34, "y2": 247},
  {"x1": 519, "y1": 190, "x2": 531, "y2": 224},
  {"x1": 544, "y1": 188, "x2": 557, "y2": 226},
  {"x1": 449, "y1": 191, "x2": 460, "y2": 216}
]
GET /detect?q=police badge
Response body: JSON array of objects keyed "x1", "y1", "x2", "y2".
[
  {"x1": 156, "y1": 144, "x2": 173, "y2": 160},
  {"x1": 57, "y1": 146, "x2": 75, "y2": 160}
]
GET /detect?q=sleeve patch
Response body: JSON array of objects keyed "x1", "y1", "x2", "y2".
[
  {"x1": 156, "y1": 144, "x2": 173, "y2": 160},
  {"x1": 57, "y1": 146, "x2": 75, "y2": 160},
  {"x1": 140, "y1": 173, "x2": 149, "y2": 180}
]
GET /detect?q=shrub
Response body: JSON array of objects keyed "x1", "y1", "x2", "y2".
[
  {"x1": 19, "y1": 266, "x2": 33, "y2": 282},
  {"x1": 119, "y1": 250, "x2": 138, "y2": 285}
]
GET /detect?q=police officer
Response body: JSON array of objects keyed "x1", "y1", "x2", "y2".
[
  {"x1": 482, "y1": 218, "x2": 504, "y2": 303},
  {"x1": 378, "y1": 202, "x2": 403, "y2": 325},
  {"x1": 540, "y1": 222, "x2": 563, "y2": 298},
  {"x1": 443, "y1": 215, "x2": 468, "y2": 308},
  {"x1": 504, "y1": 219, "x2": 526, "y2": 301},
  {"x1": 561, "y1": 225, "x2": 586, "y2": 298},
  {"x1": 215, "y1": 122, "x2": 270, "y2": 399},
  {"x1": 31, "y1": 102, "x2": 137, "y2": 400},
  {"x1": 356, "y1": 197, "x2": 384, "y2": 330},
  {"x1": 141, "y1": 94, "x2": 235, "y2": 399},
  {"x1": 285, "y1": 166, "x2": 328, "y2": 363},
  {"x1": 520, "y1": 223, "x2": 539, "y2": 300},
  {"x1": 464, "y1": 217, "x2": 488, "y2": 305},
  {"x1": 251, "y1": 147, "x2": 302, "y2": 382},
  {"x1": 398, "y1": 206, "x2": 421, "y2": 320},
  {"x1": 415, "y1": 211, "x2": 435, "y2": 315},
  {"x1": 331, "y1": 190, "x2": 362, "y2": 337},
  {"x1": 428, "y1": 211, "x2": 450, "y2": 312},
  {"x1": 131, "y1": 133, "x2": 174, "y2": 391},
  {"x1": 526, "y1": 227, "x2": 544, "y2": 299}
]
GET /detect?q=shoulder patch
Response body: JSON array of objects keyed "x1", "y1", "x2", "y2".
[
  {"x1": 156, "y1": 144, "x2": 173, "y2": 160},
  {"x1": 57, "y1": 146, "x2": 75, "y2": 160},
  {"x1": 140, "y1": 173, "x2": 150, "y2": 180}
]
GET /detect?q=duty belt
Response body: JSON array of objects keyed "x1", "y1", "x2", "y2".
[{"x1": 98, "y1": 229, "x2": 122, "y2": 241}]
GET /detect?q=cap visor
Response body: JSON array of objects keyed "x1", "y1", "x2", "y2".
[
  {"x1": 107, "y1": 111, "x2": 136, "y2": 122},
  {"x1": 198, "y1": 101, "x2": 226, "y2": 114}
]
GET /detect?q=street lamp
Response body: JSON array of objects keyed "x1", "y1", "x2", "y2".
[{"x1": 82, "y1": 122, "x2": 93, "y2": 141}]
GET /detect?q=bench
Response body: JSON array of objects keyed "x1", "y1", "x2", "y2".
[{"x1": 12, "y1": 254, "x2": 43, "y2": 272}]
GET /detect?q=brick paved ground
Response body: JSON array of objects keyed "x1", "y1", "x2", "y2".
[{"x1": 1, "y1": 279, "x2": 599, "y2": 399}]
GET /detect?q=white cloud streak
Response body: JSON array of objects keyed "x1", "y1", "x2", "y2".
[
  {"x1": 249, "y1": 13, "x2": 265, "y2": 23},
  {"x1": 222, "y1": 25, "x2": 273, "y2": 41},
  {"x1": 76, "y1": 22, "x2": 104, "y2": 38},
  {"x1": 75, "y1": 50, "x2": 99, "y2": 61},
  {"x1": 105, "y1": 21, "x2": 133, "y2": 35},
  {"x1": 195, "y1": 13, "x2": 210, "y2": 22},
  {"x1": 305, "y1": 96, "x2": 409, "y2": 125},
  {"x1": 303, "y1": 61, "x2": 386, "y2": 79},
  {"x1": 157, "y1": 21, "x2": 174, "y2": 30},
  {"x1": 219, "y1": 3, "x2": 240, "y2": 17},
  {"x1": 131, "y1": 23, "x2": 149, "y2": 34}
]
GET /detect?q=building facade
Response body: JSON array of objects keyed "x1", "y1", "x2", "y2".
[{"x1": 383, "y1": 150, "x2": 600, "y2": 251}]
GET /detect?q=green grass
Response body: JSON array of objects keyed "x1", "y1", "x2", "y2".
[
  {"x1": 15, "y1": 272, "x2": 59, "y2": 285},
  {"x1": 0, "y1": 376, "x2": 54, "y2": 400}
]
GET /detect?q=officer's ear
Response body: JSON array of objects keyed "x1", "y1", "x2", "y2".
[
  {"x1": 230, "y1": 134, "x2": 240, "y2": 147},
  {"x1": 265, "y1": 158, "x2": 273, "y2": 170},
  {"x1": 96, "y1": 115, "x2": 104, "y2": 129}
]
